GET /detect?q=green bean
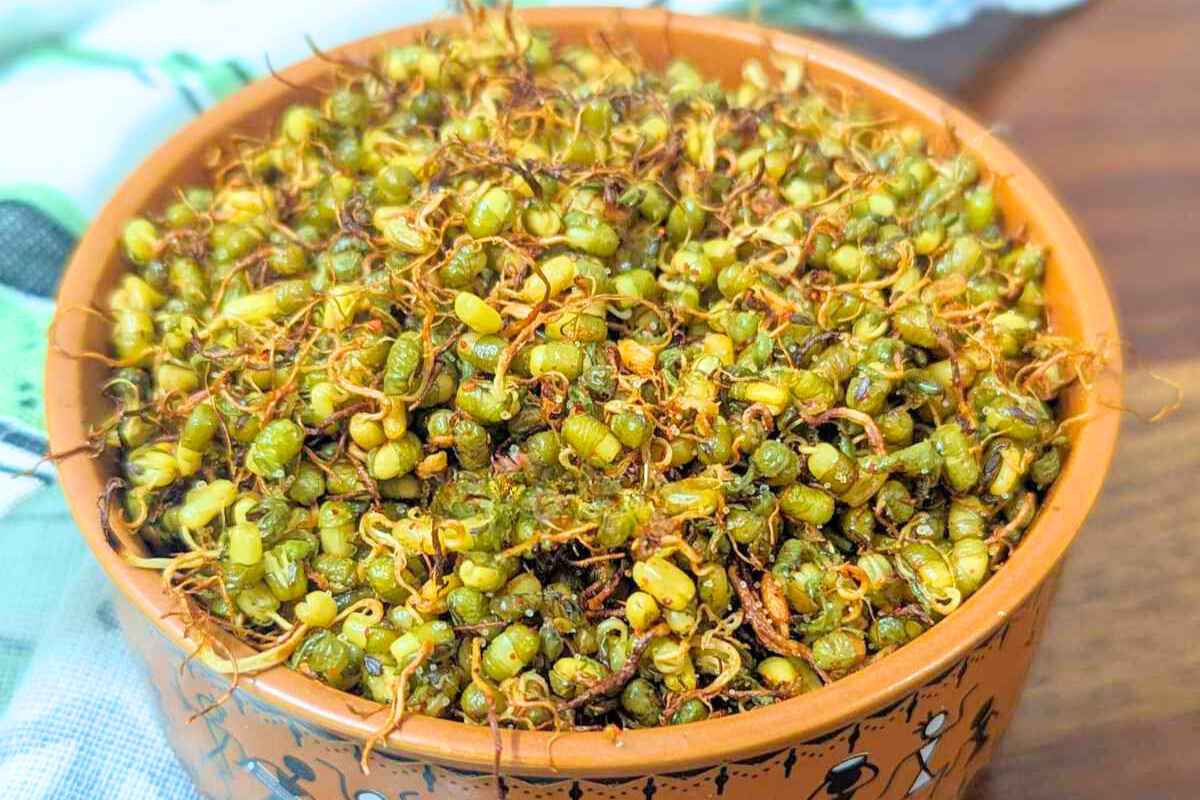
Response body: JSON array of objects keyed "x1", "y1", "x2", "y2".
[
  {"x1": 621, "y1": 677, "x2": 662, "y2": 726},
  {"x1": 806, "y1": 443, "x2": 858, "y2": 495},
  {"x1": 660, "y1": 477, "x2": 722, "y2": 516},
  {"x1": 529, "y1": 342, "x2": 583, "y2": 379},
  {"x1": 455, "y1": 379, "x2": 518, "y2": 425},
  {"x1": 779, "y1": 484, "x2": 836, "y2": 526},
  {"x1": 439, "y1": 242, "x2": 487, "y2": 289},
  {"x1": 726, "y1": 507, "x2": 766, "y2": 545},
  {"x1": 468, "y1": 186, "x2": 515, "y2": 239},
  {"x1": 287, "y1": 462, "x2": 326, "y2": 505},
  {"x1": 951, "y1": 536, "x2": 990, "y2": 597},
  {"x1": 453, "y1": 417, "x2": 491, "y2": 470},
  {"x1": 697, "y1": 565, "x2": 731, "y2": 615},
  {"x1": 877, "y1": 408, "x2": 914, "y2": 446},
  {"x1": 262, "y1": 542, "x2": 309, "y2": 602},
  {"x1": 246, "y1": 420, "x2": 304, "y2": 480},
  {"x1": 121, "y1": 219, "x2": 159, "y2": 265},
  {"x1": 697, "y1": 416, "x2": 733, "y2": 465},
  {"x1": 869, "y1": 616, "x2": 922, "y2": 649},
  {"x1": 670, "y1": 698, "x2": 709, "y2": 725},
  {"x1": 522, "y1": 429, "x2": 560, "y2": 467},
  {"x1": 812, "y1": 630, "x2": 866, "y2": 672},
  {"x1": 545, "y1": 310, "x2": 607, "y2": 342},
  {"x1": 632, "y1": 557, "x2": 695, "y2": 611},
  {"x1": 752, "y1": 440, "x2": 801, "y2": 486},
  {"x1": 482, "y1": 623, "x2": 540, "y2": 682},
  {"x1": 1029, "y1": 446, "x2": 1062, "y2": 489},
  {"x1": 368, "y1": 433, "x2": 422, "y2": 480},
  {"x1": 893, "y1": 303, "x2": 939, "y2": 349},
  {"x1": 383, "y1": 333, "x2": 423, "y2": 396},
  {"x1": 459, "y1": 552, "x2": 516, "y2": 592},
  {"x1": 564, "y1": 212, "x2": 620, "y2": 257},
  {"x1": 176, "y1": 403, "x2": 218, "y2": 474},
  {"x1": 845, "y1": 366, "x2": 892, "y2": 416},
  {"x1": 666, "y1": 195, "x2": 707, "y2": 242},
  {"x1": 876, "y1": 480, "x2": 915, "y2": 525},
  {"x1": 610, "y1": 410, "x2": 651, "y2": 449},
  {"x1": 562, "y1": 413, "x2": 620, "y2": 465},
  {"x1": 932, "y1": 423, "x2": 980, "y2": 493}
]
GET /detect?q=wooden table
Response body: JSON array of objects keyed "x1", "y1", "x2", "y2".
[{"x1": 832, "y1": 1, "x2": 1200, "y2": 796}]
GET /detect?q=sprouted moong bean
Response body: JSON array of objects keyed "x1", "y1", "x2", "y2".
[{"x1": 97, "y1": 6, "x2": 1097, "y2": 763}]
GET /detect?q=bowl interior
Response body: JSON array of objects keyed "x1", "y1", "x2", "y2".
[{"x1": 47, "y1": 6, "x2": 1121, "y2": 776}]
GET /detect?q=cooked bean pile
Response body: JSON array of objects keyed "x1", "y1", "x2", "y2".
[{"x1": 101, "y1": 10, "x2": 1090, "y2": 741}]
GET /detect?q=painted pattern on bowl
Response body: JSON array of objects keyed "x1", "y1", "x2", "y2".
[{"x1": 123, "y1": 575, "x2": 1056, "y2": 799}]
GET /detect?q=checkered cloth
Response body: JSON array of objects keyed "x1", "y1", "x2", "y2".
[{"x1": 0, "y1": 1, "x2": 1081, "y2": 797}]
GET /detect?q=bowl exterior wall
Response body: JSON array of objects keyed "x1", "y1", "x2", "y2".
[{"x1": 120, "y1": 571, "x2": 1056, "y2": 800}]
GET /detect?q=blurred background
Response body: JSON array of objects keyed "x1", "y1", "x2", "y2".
[{"x1": 0, "y1": 1, "x2": 1194, "y2": 798}]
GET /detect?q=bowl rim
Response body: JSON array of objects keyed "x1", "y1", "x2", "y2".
[{"x1": 46, "y1": 5, "x2": 1122, "y2": 777}]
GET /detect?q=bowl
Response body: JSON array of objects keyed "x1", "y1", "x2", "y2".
[{"x1": 46, "y1": 7, "x2": 1121, "y2": 799}]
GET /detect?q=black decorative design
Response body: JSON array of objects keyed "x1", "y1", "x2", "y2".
[
  {"x1": 955, "y1": 657, "x2": 971, "y2": 688},
  {"x1": 904, "y1": 693, "x2": 920, "y2": 723},
  {"x1": 586, "y1": 775, "x2": 644, "y2": 786},
  {"x1": 158, "y1": 580, "x2": 1048, "y2": 798},
  {"x1": 730, "y1": 748, "x2": 785, "y2": 765},
  {"x1": 361, "y1": 745, "x2": 418, "y2": 765},
  {"x1": 868, "y1": 694, "x2": 909, "y2": 721},
  {"x1": 316, "y1": 757, "x2": 355, "y2": 800},
  {"x1": 845, "y1": 724, "x2": 861, "y2": 754},
  {"x1": 968, "y1": 697, "x2": 997, "y2": 755},
  {"x1": 715, "y1": 765, "x2": 730, "y2": 795},
  {"x1": 512, "y1": 776, "x2": 569, "y2": 785},
  {"x1": 240, "y1": 756, "x2": 318, "y2": 799},
  {"x1": 806, "y1": 726, "x2": 855, "y2": 747},
  {"x1": 944, "y1": 694, "x2": 1000, "y2": 780},
  {"x1": 783, "y1": 748, "x2": 798, "y2": 778},
  {"x1": 926, "y1": 662, "x2": 959, "y2": 688},
  {"x1": 878, "y1": 685, "x2": 981, "y2": 798},
  {"x1": 806, "y1": 754, "x2": 879, "y2": 800}
]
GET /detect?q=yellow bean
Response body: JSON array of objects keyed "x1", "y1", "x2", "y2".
[
  {"x1": 625, "y1": 591, "x2": 661, "y2": 631},
  {"x1": 228, "y1": 522, "x2": 263, "y2": 566},
  {"x1": 223, "y1": 290, "x2": 279, "y2": 322},
  {"x1": 349, "y1": 413, "x2": 386, "y2": 450},
  {"x1": 295, "y1": 590, "x2": 337, "y2": 627},
  {"x1": 702, "y1": 332, "x2": 735, "y2": 366},
  {"x1": 617, "y1": 339, "x2": 657, "y2": 376},
  {"x1": 454, "y1": 291, "x2": 503, "y2": 334},
  {"x1": 518, "y1": 254, "x2": 577, "y2": 303},
  {"x1": 632, "y1": 557, "x2": 696, "y2": 611},
  {"x1": 179, "y1": 479, "x2": 237, "y2": 529},
  {"x1": 731, "y1": 380, "x2": 790, "y2": 414}
]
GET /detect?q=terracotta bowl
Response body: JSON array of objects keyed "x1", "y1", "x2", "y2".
[{"x1": 47, "y1": 7, "x2": 1121, "y2": 799}]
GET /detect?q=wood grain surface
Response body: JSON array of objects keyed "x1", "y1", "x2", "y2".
[{"x1": 850, "y1": 0, "x2": 1199, "y2": 796}]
